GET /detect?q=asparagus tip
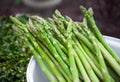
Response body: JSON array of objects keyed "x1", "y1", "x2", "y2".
[{"x1": 88, "y1": 7, "x2": 94, "y2": 16}]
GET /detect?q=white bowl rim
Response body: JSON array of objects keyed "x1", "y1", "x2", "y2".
[{"x1": 103, "y1": 35, "x2": 120, "y2": 47}]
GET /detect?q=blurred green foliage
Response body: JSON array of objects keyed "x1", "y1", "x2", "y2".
[{"x1": 0, "y1": 15, "x2": 32, "y2": 82}]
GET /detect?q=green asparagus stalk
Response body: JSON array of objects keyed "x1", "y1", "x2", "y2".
[
  {"x1": 73, "y1": 27, "x2": 93, "y2": 51},
  {"x1": 81, "y1": 43, "x2": 100, "y2": 69},
  {"x1": 108, "y1": 67, "x2": 120, "y2": 82},
  {"x1": 72, "y1": 42, "x2": 91, "y2": 82},
  {"x1": 82, "y1": 18, "x2": 111, "y2": 82},
  {"x1": 32, "y1": 16, "x2": 69, "y2": 65},
  {"x1": 82, "y1": 20, "x2": 119, "y2": 79},
  {"x1": 80, "y1": 6, "x2": 120, "y2": 64},
  {"x1": 98, "y1": 41, "x2": 120, "y2": 76},
  {"x1": 10, "y1": 16, "x2": 67, "y2": 82},
  {"x1": 74, "y1": 51, "x2": 91, "y2": 82},
  {"x1": 50, "y1": 16, "x2": 90, "y2": 81},
  {"x1": 66, "y1": 18, "x2": 80, "y2": 82},
  {"x1": 73, "y1": 38, "x2": 100, "y2": 82},
  {"x1": 91, "y1": 37, "x2": 111, "y2": 82},
  {"x1": 34, "y1": 22, "x2": 72, "y2": 79},
  {"x1": 29, "y1": 39, "x2": 66, "y2": 82},
  {"x1": 73, "y1": 37, "x2": 103, "y2": 80},
  {"x1": 25, "y1": 38, "x2": 58, "y2": 82},
  {"x1": 27, "y1": 18, "x2": 69, "y2": 77},
  {"x1": 55, "y1": 39, "x2": 67, "y2": 54},
  {"x1": 10, "y1": 8, "x2": 120, "y2": 82},
  {"x1": 38, "y1": 42, "x2": 72, "y2": 82},
  {"x1": 27, "y1": 19, "x2": 71, "y2": 81},
  {"x1": 50, "y1": 16, "x2": 91, "y2": 82},
  {"x1": 50, "y1": 13, "x2": 101, "y2": 81},
  {"x1": 53, "y1": 11, "x2": 94, "y2": 53},
  {"x1": 48, "y1": 18, "x2": 67, "y2": 48},
  {"x1": 78, "y1": 17, "x2": 120, "y2": 78}
]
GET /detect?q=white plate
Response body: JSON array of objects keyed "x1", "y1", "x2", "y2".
[{"x1": 26, "y1": 36, "x2": 120, "y2": 82}]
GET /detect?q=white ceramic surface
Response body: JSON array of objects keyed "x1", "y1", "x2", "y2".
[
  {"x1": 26, "y1": 36, "x2": 120, "y2": 82},
  {"x1": 23, "y1": 0, "x2": 62, "y2": 9}
]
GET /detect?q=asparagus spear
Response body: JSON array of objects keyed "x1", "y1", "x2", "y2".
[
  {"x1": 72, "y1": 42, "x2": 91, "y2": 82},
  {"x1": 51, "y1": 12, "x2": 102, "y2": 81},
  {"x1": 98, "y1": 41, "x2": 120, "y2": 76},
  {"x1": 27, "y1": 18, "x2": 72, "y2": 79},
  {"x1": 31, "y1": 16, "x2": 69, "y2": 65},
  {"x1": 73, "y1": 37, "x2": 103, "y2": 80},
  {"x1": 66, "y1": 18, "x2": 80, "y2": 82},
  {"x1": 27, "y1": 17, "x2": 71, "y2": 77},
  {"x1": 50, "y1": 17, "x2": 91, "y2": 82},
  {"x1": 10, "y1": 16, "x2": 67, "y2": 82},
  {"x1": 27, "y1": 18, "x2": 72, "y2": 81},
  {"x1": 38, "y1": 42, "x2": 72, "y2": 82},
  {"x1": 48, "y1": 18, "x2": 67, "y2": 48},
  {"x1": 73, "y1": 39, "x2": 100, "y2": 82},
  {"x1": 34, "y1": 23, "x2": 72, "y2": 79},
  {"x1": 10, "y1": 8, "x2": 120, "y2": 82},
  {"x1": 90, "y1": 36, "x2": 111, "y2": 82},
  {"x1": 25, "y1": 38, "x2": 58, "y2": 82},
  {"x1": 82, "y1": 18, "x2": 111, "y2": 82},
  {"x1": 80, "y1": 6, "x2": 120, "y2": 64}
]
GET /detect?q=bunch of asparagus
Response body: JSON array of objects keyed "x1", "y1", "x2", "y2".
[{"x1": 10, "y1": 6, "x2": 120, "y2": 82}]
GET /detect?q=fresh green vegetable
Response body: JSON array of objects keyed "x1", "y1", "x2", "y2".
[
  {"x1": 7, "y1": 6, "x2": 120, "y2": 82},
  {"x1": 0, "y1": 15, "x2": 31, "y2": 82},
  {"x1": 66, "y1": 18, "x2": 80, "y2": 82},
  {"x1": 80, "y1": 6, "x2": 120, "y2": 65}
]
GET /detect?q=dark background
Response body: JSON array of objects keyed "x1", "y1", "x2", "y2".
[{"x1": 0, "y1": 0, "x2": 120, "y2": 38}]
